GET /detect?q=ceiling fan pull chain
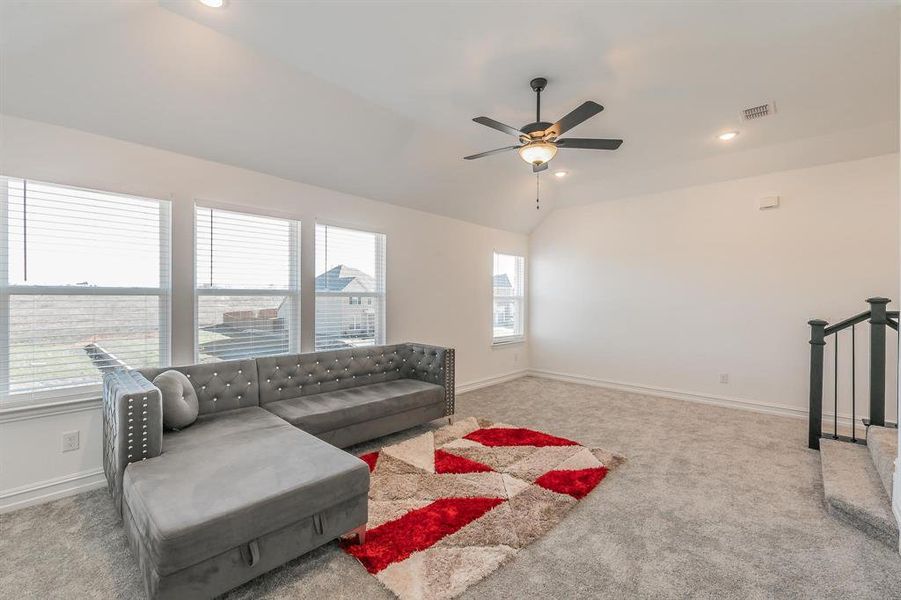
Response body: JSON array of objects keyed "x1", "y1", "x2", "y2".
[{"x1": 536, "y1": 173, "x2": 540, "y2": 210}]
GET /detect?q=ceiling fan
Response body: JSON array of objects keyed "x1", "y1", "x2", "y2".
[{"x1": 464, "y1": 77, "x2": 623, "y2": 173}]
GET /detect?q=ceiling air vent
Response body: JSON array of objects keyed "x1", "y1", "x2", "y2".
[{"x1": 741, "y1": 102, "x2": 775, "y2": 121}]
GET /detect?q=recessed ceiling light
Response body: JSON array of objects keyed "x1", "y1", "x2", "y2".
[
  {"x1": 199, "y1": 0, "x2": 225, "y2": 7},
  {"x1": 554, "y1": 171, "x2": 568, "y2": 178},
  {"x1": 718, "y1": 131, "x2": 739, "y2": 141}
]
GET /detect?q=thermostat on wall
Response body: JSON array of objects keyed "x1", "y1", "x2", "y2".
[{"x1": 758, "y1": 196, "x2": 779, "y2": 210}]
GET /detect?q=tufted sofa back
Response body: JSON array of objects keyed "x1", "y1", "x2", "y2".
[
  {"x1": 133, "y1": 344, "x2": 449, "y2": 414},
  {"x1": 139, "y1": 359, "x2": 260, "y2": 416},
  {"x1": 255, "y1": 343, "x2": 447, "y2": 405},
  {"x1": 256, "y1": 344, "x2": 405, "y2": 405}
]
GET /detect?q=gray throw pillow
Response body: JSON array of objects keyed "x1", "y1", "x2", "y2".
[{"x1": 153, "y1": 370, "x2": 199, "y2": 431}]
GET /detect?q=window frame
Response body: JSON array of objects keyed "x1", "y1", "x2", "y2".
[
  {"x1": 491, "y1": 251, "x2": 526, "y2": 346},
  {"x1": 313, "y1": 221, "x2": 387, "y2": 351},
  {"x1": 0, "y1": 177, "x2": 171, "y2": 408},
  {"x1": 193, "y1": 202, "x2": 302, "y2": 363}
]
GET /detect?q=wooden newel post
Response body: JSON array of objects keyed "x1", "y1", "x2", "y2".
[
  {"x1": 867, "y1": 297, "x2": 890, "y2": 428},
  {"x1": 808, "y1": 319, "x2": 828, "y2": 450}
]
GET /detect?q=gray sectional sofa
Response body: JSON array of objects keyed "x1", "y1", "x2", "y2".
[{"x1": 103, "y1": 343, "x2": 454, "y2": 599}]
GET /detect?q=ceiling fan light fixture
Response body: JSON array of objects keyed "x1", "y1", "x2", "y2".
[
  {"x1": 518, "y1": 142, "x2": 557, "y2": 165},
  {"x1": 199, "y1": 0, "x2": 225, "y2": 7}
]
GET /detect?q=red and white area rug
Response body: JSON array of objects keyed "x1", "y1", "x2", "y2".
[{"x1": 342, "y1": 417, "x2": 625, "y2": 599}]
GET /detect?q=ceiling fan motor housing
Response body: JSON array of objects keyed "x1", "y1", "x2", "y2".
[{"x1": 521, "y1": 121, "x2": 553, "y2": 136}]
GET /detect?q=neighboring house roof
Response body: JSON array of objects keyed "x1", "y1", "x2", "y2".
[
  {"x1": 493, "y1": 274, "x2": 513, "y2": 290},
  {"x1": 315, "y1": 264, "x2": 376, "y2": 292}
]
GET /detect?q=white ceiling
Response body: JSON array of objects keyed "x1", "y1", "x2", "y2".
[{"x1": 1, "y1": 1, "x2": 898, "y2": 232}]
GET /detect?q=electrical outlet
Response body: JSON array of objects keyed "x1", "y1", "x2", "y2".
[
  {"x1": 61, "y1": 430, "x2": 80, "y2": 453},
  {"x1": 719, "y1": 374, "x2": 729, "y2": 384},
  {"x1": 513, "y1": 352, "x2": 519, "y2": 364}
]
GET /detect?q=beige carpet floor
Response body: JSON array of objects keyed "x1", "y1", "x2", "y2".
[{"x1": 2, "y1": 376, "x2": 901, "y2": 599}]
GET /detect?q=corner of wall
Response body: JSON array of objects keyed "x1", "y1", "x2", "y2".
[{"x1": 893, "y1": 464, "x2": 901, "y2": 553}]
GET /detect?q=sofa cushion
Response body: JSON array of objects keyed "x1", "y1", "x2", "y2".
[
  {"x1": 153, "y1": 370, "x2": 198, "y2": 430},
  {"x1": 122, "y1": 407, "x2": 369, "y2": 576},
  {"x1": 262, "y1": 379, "x2": 444, "y2": 435},
  {"x1": 161, "y1": 405, "x2": 286, "y2": 454}
]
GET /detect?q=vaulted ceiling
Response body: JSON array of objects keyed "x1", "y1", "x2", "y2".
[{"x1": 1, "y1": 1, "x2": 898, "y2": 232}]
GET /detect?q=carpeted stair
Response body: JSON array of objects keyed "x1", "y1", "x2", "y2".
[
  {"x1": 866, "y1": 425, "x2": 897, "y2": 500},
  {"x1": 820, "y1": 436, "x2": 898, "y2": 549}
]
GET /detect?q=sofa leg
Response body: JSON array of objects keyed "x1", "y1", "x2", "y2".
[
  {"x1": 349, "y1": 524, "x2": 366, "y2": 545},
  {"x1": 447, "y1": 415, "x2": 455, "y2": 425}
]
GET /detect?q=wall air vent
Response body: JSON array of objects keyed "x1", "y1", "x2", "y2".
[{"x1": 741, "y1": 102, "x2": 775, "y2": 121}]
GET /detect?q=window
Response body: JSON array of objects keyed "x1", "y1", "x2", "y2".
[
  {"x1": 195, "y1": 206, "x2": 300, "y2": 362},
  {"x1": 493, "y1": 252, "x2": 525, "y2": 343},
  {"x1": 315, "y1": 224, "x2": 386, "y2": 350},
  {"x1": 0, "y1": 177, "x2": 170, "y2": 407}
]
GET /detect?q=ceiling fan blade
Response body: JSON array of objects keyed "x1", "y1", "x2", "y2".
[
  {"x1": 463, "y1": 146, "x2": 520, "y2": 160},
  {"x1": 545, "y1": 101, "x2": 604, "y2": 138},
  {"x1": 556, "y1": 138, "x2": 623, "y2": 150},
  {"x1": 473, "y1": 116, "x2": 526, "y2": 138},
  {"x1": 533, "y1": 162, "x2": 548, "y2": 173}
]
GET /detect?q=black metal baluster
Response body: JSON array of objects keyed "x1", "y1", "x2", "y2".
[
  {"x1": 851, "y1": 325, "x2": 856, "y2": 442},
  {"x1": 834, "y1": 333, "x2": 838, "y2": 439}
]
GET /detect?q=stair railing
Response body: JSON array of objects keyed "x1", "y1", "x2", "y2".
[{"x1": 808, "y1": 297, "x2": 899, "y2": 450}]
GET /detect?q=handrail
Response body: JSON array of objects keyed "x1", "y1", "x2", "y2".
[
  {"x1": 824, "y1": 311, "x2": 870, "y2": 336},
  {"x1": 808, "y1": 297, "x2": 894, "y2": 450}
]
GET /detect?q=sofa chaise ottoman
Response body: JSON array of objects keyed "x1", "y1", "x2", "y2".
[{"x1": 103, "y1": 343, "x2": 455, "y2": 599}]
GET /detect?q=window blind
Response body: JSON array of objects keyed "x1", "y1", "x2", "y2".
[
  {"x1": 493, "y1": 252, "x2": 525, "y2": 343},
  {"x1": 195, "y1": 206, "x2": 300, "y2": 362},
  {"x1": 315, "y1": 224, "x2": 386, "y2": 351},
  {"x1": 0, "y1": 176, "x2": 170, "y2": 406}
]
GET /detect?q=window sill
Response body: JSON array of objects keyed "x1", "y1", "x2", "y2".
[
  {"x1": 491, "y1": 338, "x2": 526, "y2": 347},
  {"x1": 0, "y1": 395, "x2": 103, "y2": 423}
]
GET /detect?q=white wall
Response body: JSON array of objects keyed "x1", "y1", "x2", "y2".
[
  {"x1": 0, "y1": 115, "x2": 528, "y2": 511},
  {"x1": 531, "y1": 154, "x2": 900, "y2": 419}
]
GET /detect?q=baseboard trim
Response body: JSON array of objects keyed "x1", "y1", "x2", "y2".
[
  {"x1": 456, "y1": 370, "x2": 528, "y2": 395},
  {"x1": 528, "y1": 369, "x2": 816, "y2": 422},
  {"x1": 0, "y1": 468, "x2": 106, "y2": 514}
]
